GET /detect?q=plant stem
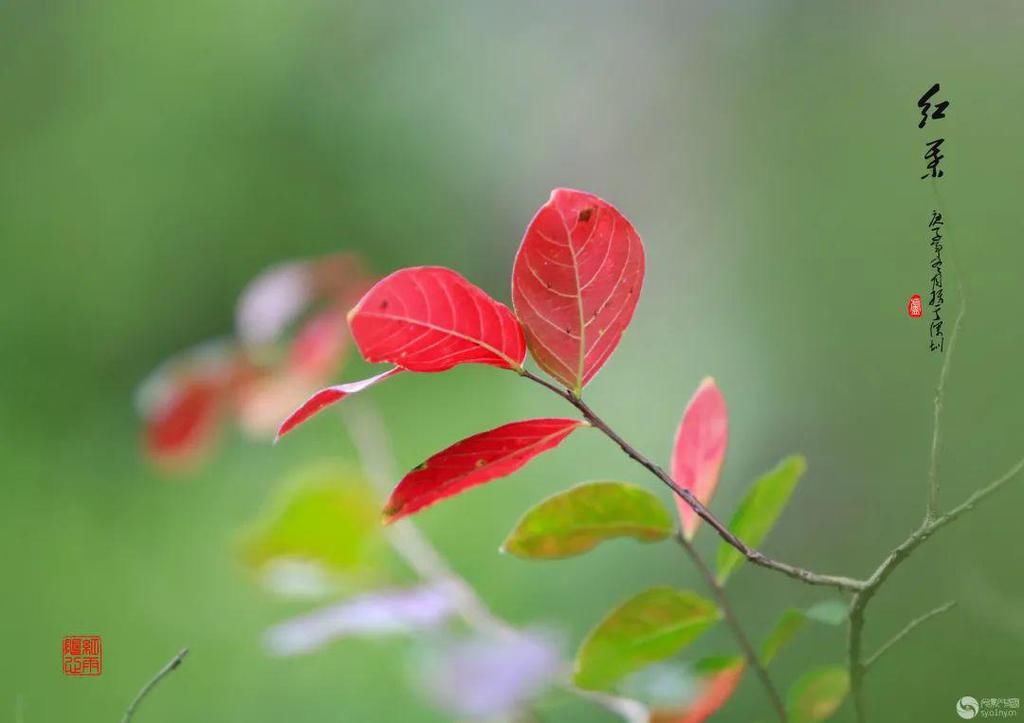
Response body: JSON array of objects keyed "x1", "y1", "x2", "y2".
[
  {"x1": 121, "y1": 648, "x2": 189, "y2": 723},
  {"x1": 520, "y1": 369, "x2": 866, "y2": 593},
  {"x1": 674, "y1": 533, "x2": 787, "y2": 721},
  {"x1": 864, "y1": 600, "x2": 956, "y2": 670}
]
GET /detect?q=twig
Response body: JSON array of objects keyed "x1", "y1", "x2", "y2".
[
  {"x1": 120, "y1": 648, "x2": 189, "y2": 723},
  {"x1": 848, "y1": 455, "x2": 1024, "y2": 721},
  {"x1": 926, "y1": 296, "x2": 965, "y2": 519},
  {"x1": 520, "y1": 369, "x2": 866, "y2": 593},
  {"x1": 864, "y1": 600, "x2": 956, "y2": 670},
  {"x1": 339, "y1": 401, "x2": 642, "y2": 720},
  {"x1": 674, "y1": 534, "x2": 787, "y2": 721}
]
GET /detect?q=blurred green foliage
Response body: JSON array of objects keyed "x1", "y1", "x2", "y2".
[{"x1": 2, "y1": 2, "x2": 1023, "y2": 721}]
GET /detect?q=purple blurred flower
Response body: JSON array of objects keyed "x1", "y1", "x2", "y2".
[
  {"x1": 264, "y1": 582, "x2": 459, "y2": 656},
  {"x1": 416, "y1": 630, "x2": 563, "y2": 718}
]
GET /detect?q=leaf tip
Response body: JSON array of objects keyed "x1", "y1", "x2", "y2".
[{"x1": 380, "y1": 505, "x2": 401, "y2": 526}]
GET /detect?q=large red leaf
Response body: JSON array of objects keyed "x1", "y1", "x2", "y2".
[
  {"x1": 275, "y1": 367, "x2": 402, "y2": 442},
  {"x1": 383, "y1": 418, "x2": 586, "y2": 523},
  {"x1": 671, "y1": 377, "x2": 729, "y2": 540},
  {"x1": 348, "y1": 266, "x2": 526, "y2": 373},
  {"x1": 512, "y1": 189, "x2": 645, "y2": 394}
]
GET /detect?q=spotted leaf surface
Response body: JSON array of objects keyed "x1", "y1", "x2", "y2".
[
  {"x1": 512, "y1": 189, "x2": 644, "y2": 394},
  {"x1": 502, "y1": 481, "x2": 673, "y2": 559},
  {"x1": 573, "y1": 587, "x2": 719, "y2": 691},
  {"x1": 383, "y1": 418, "x2": 585, "y2": 523},
  {"x1": 349, "y1": 266, "x2": 526, "y2": 372}
]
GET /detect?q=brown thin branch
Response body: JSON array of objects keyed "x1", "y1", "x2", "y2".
[
  {"x1": 520, "y1": 368, "x2": 866, "y2": 593},
  {"x1": 674, "y1": 533, "x2": 787, "y2": 721},
  {"x1": 121, "y1": 648, "x2": 189, "y2": 723},
  {"x1": 864, "y1": 600, "x2": 956, "y2": 670}
]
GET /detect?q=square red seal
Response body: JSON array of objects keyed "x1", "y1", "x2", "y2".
[{"x1": 63, "y1": 635, "x2": 102, "y2": 676}]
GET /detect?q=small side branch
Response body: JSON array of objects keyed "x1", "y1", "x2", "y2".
[
  {"x1": 865, "y1": 600, "x2": 956, "y2": 671},
  {"x1": 121, "y1": 648, "x2": 189, "y2": 723}
]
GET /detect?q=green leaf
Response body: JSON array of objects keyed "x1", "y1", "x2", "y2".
[
  {"x1": 760, "y1": 609, "x2": 808, "y2": 665},
  {"x1": 716, "y1": 455, "x2": 806, "y2": 583},
  {"x1": 760, "y1": 600, "x2": 850, "y2": 665},
  {"x1": 805, "y1": 599, "x2": 848, "y2": 626},
  {"x1": 573, "y1": 587, "x2": 720, "y2": 691},
  {"x1": 787, "y1": 665, "x2": 850, "y2": 722},
  {"x1": 238, "y1": 462, "x2": 380, "y2": 577},
  {"x1": 501, "y1": 481, "x2": 674, "y2": 559}
]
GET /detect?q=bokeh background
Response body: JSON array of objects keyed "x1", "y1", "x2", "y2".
[{"x1": 2, "y1": 1, "x2": 1022, "y2": 721}]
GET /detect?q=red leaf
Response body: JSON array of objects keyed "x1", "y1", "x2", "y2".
[
  {"x1": 512, "y1": 188, "x2": 645, "y2": 394},
  {"x1": 348, "y1": 266, "x2": 526, "y2": 373},
  {"x1": 136, "y1": 339, "x2": 246, "y2": 471},
  {"x1": 671, "y1": 377, "x2": 728, "y2": 540},
  {"x1": 144, "y1": 379, "x2": 221, "y2": 469},
  {"x1": 650, "y1": 662, "x2": 744, "y2": 723},
  {"x1": 287, "y1": 307, "x2": 350, "y2": 378},
  {"x1": 275, "y1": 368, "x2": 402, "y2": 442},
  {"x1": 383, "y1": 418, "x2": 585, "y2": 523}
]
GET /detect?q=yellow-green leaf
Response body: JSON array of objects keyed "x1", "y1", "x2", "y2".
[
  {"x1": 573, "y1": 587, "x2": 720, "y2": 691},
  {"x1": 787, "y1": 665, "x2": 850, "y2": 723},
  {"x1": 716, "y1": 455, "x2": 806, "y2": 583},
  {"x1": 502, "y1": 481, "x2": 674, "y2": 559},
  {"x1": 238, "y1": 462, "x2": 380, "y2": 579}
]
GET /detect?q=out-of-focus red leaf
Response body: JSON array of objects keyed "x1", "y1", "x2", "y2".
[
  {"x1": 512, "y1": 188, "x2": 645, "y2": 395},
  {"x1": 275, "y1": 367, "x2": 402, "y2": 442},
  {"x1": 235, "y1": 309, "x2": 351, "y2": 440},
  {"x1": 383, "y1": 418, "x2": 586, "y2": 523},
  {"x1": 136, "y1": 340, "x2": 247, "y2": 470},
  {"x1": 348, "y1": 266, "x2": 527, "y2": 372},
  {"x1": 650, "y1": 660, "x2": 745, "y2": 723},
  {"x1": 670, "y1": 377, "x2": 728, "y2": 540},
  {"x1": 287, "y1": 307, "x2": 350, "y2": 378},
  {"x1": 144, "y1": 379, "x2": 221, "y2": 469}
]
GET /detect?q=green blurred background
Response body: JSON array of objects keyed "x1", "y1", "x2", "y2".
[{"x1": 2, "y1": 1, "x2": 1022, "y2": 721}]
